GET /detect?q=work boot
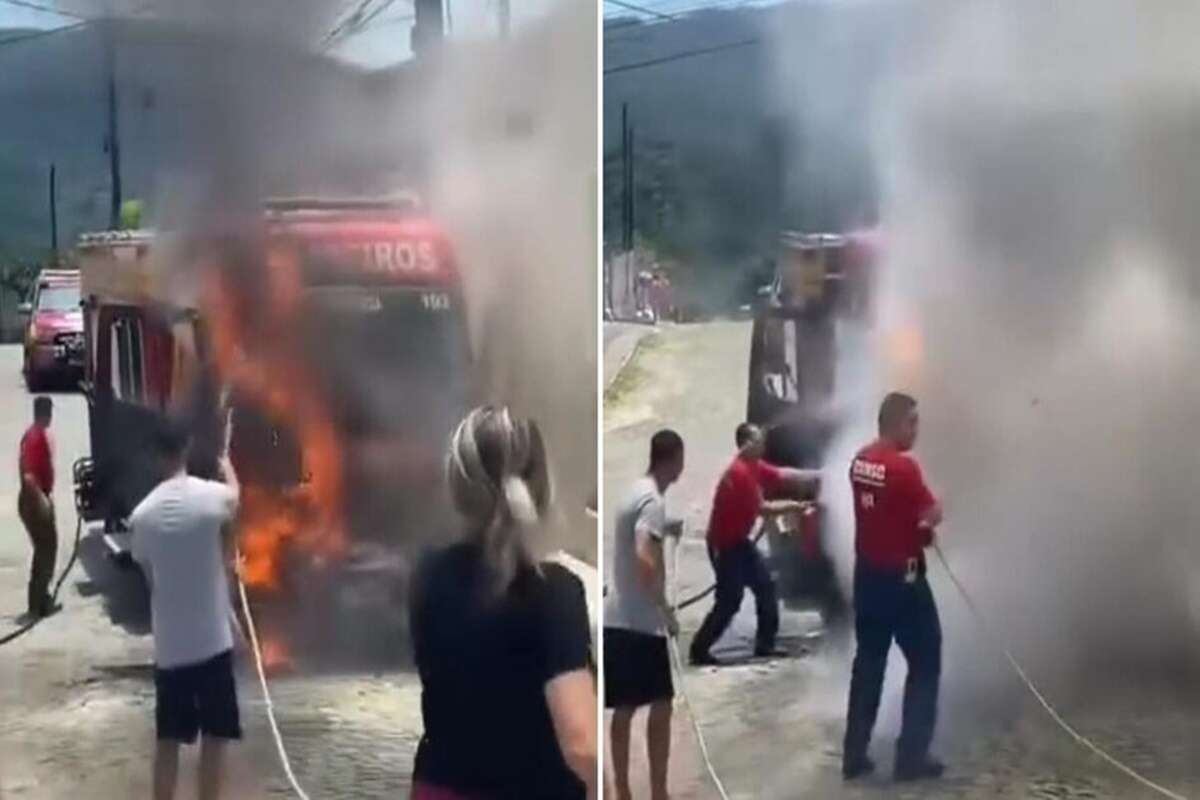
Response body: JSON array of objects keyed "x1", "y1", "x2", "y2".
[
  {"x1": 894, "y1": 757, "x2": 945, "y2": 782},
  {"x1": 689, "y1": 650, "x2": 719, "y2": 667},
  {"x1": 754, "y1": 645, "x2": 788, "y2": 658},
  {"x1": 842, "y1": 756, "x2": 875, "y2": 780}
]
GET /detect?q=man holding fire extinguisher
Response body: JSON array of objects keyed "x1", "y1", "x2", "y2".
[{"x1": 689, "y1": 422, "x2": 820, "y2": 665}]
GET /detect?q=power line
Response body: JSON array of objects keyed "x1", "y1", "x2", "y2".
[
  {"x1": 605, "y1": 36, "x2": 760, "y2": 74},
  {"x1": 0, "y1": 0, "x2": 84, "y2": 18},
  {"x1": 321, "y1": 0, "x2": 381, "y2": 46},
  {"x1": 323, "y1": 0, "x2": 410, "y2": 47},
  {"x1": 0, "y1": 19, "x2": 88, "y2": 47},
  {"x1": 0, "y1": 0, "x2": 164, "y2": 48},
  {"x1": 343, "y1": 11, "x2": 413, "y2": 32},
  {"x1": 604, "y1": 0, "x2": 762, "y2": 34},
  {"x1": 605, "y1": 0, "x2": 675, "y2": 22}
]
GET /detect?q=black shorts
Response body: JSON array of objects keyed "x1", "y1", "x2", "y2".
[
  {"x1": 155, "y1": 649, "x2": 242, "y2": 743},
  {"x1": 604, "y1": 627, "x2": 673, "y2": 709}
]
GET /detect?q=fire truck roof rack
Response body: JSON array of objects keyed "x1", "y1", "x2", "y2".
[
  {"x1": 779, "y1": 232, "x2": 847, "y2": 250},
  {"x1": 38, "y1": 268, "x2": 80, "y2": 281},
  {"x1": 262, "y1": 195, "x2": 422, "y2": 214},
  {"x1": 77, "y1": 229, "x2": 157, "y2": 248}
]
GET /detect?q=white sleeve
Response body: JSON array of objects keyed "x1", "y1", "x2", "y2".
[
  {"x1": 217, "y1": 483, "x2": 239, "y2": 522},
  {"x1": 633, "y1": 494, "x2": 666, "y2": 542}
]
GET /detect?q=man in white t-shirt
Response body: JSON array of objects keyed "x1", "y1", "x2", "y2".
[
  {"x1": 131, "y1": 418, "x2": 241, "y2": 800},
  {"x1": 603, "y1": 429, "x2": 685, "y2": 800}
]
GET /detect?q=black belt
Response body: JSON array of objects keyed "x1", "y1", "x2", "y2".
[{"x1": 859, "y1": 556, "x2": 926, "y2": 584}]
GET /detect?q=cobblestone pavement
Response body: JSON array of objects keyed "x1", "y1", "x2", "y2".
[
  {"x1": 0, "y1": 345, "x2": 424, "y2": 798},
  {"x1": 604, "y1": 321, "x2": 1200, "y2": 800}
]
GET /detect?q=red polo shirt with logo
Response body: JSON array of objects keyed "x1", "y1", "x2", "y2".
[
  {"x1": 707, "y1": 455, "x2": 785, "y2": 552},
  {"x1": 19, "y1": 425, "x2": 53, "y2": 495},
  {"x1": 850, "y1": 440, "x2": 935, "y2": 571}
]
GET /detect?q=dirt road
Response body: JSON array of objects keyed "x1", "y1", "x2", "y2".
[{"x1": 603, "y1": 321, "x2": 1200, "y2": 800}]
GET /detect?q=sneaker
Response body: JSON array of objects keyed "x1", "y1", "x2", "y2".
[
  {"x1": 894, "y1": 757, "x2": 945, "y2": 782},
  {"x1": 842, "y1": 756, "x2": 875, "y2": 780},
  {"x1": 689, "y1": 650, "x2": 720, "y2": 667}
]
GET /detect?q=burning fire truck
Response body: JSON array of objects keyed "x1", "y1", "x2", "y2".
[
  {"x1": 74, "y1": 197, "x2": 474, "y2": 656},
  {"x1": 747, "y1": 229, "x2": 880, "y2": 625}
]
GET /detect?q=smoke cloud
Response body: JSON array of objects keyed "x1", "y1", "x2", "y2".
[
  {"x1": 812, "y1": 0, "x2": 1200, "y2": 711},
  {"x1": 61, "y1": 0, "x2": 596, "y2": 659}
]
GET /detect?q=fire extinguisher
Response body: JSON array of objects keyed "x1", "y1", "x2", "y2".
[{"x1": 798, "y1": 502, "x2": 822, "y2": 560}]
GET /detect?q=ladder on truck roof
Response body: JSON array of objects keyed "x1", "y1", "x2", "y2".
[
  {"x1": 262, "y1": 195, "x2": 422, "y2": 215},
  {"x1": 37, "y1": 268, "x2": 80, "y2": 283}
]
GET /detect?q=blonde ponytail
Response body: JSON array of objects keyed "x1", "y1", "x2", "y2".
[{"x1": 447, "y1": 406, "x2": 552, "y2": 598}]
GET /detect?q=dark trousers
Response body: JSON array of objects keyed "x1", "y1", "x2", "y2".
[
  {"x1": 843, "y1": 561, "x2": 941, "y2": 768},
  {"x1": 690, "y1": 539, "x2": 778, "y2": 659},
  {"x1": 18, "y1": 488, "x2": 57, "y2": 616}
]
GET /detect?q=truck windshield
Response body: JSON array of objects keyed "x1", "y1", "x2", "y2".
[
  {"x1": 37, "y1": 285, "x2": 80, "y2": 312},
  {"x1": 300, "y1": 285, "x2": 471, "y2": 444}
]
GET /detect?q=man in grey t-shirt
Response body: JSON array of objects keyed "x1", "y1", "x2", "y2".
[{"x1": 604, "y1": 429, "x2": 684, "y2": 800}]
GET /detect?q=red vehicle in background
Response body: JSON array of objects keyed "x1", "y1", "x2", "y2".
[{"x1": 20, "y1": 268, "x2": 84, "y2": 391}]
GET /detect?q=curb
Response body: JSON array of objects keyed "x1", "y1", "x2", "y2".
[{"x1": 604, "y1": 327, "x2": 654, "y2": 392}]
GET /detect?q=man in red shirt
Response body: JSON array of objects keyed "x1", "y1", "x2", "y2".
[
  {"x1": 843, "y1": 392, "x2": 944, "y2": 783},
  {"x1": 18, "y1": 396, "x2": 59, "y2": 619},
  {"x1": 688, "y1": 422, "x2": 818, "y2": 665}
]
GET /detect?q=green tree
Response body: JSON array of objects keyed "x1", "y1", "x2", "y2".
[{"x1": 119, "y1": 199, "x2": 144, "y2": 230}]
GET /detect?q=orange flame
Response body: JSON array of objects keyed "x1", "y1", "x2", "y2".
[{"x1": 201, "y1": 246, "x2": 346, "y2": 592}]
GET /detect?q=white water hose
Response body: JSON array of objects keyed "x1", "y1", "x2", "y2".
[
  {"x1": 933, "y1": 543, "x2": 1188, "y2": 800},
  {"x1": 667, "y1": 535, "x2": 733, "y2": 800},
  {"x1": 235, "y1": 558, "x2": 314, "y2": 800},
  {"x1": 662, "y1": 532, "x2": 1187, "y2": 800}
]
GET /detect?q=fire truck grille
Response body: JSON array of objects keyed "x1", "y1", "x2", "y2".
[{"x1": 54, "y1": 332, "x2": 83, "y2": 350}]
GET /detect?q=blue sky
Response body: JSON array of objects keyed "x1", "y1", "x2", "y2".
[{"x1": 0, "y1": 0, "x2": 563, "y2": 68}]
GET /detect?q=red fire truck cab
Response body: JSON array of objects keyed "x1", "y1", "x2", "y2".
[{"x1": 75, "y1": 198, "x2": 475, "y2": 580}]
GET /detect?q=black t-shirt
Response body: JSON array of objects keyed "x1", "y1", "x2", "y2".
[{"x1": 410, "y1": 542, "x2": 591, "y2": 800}]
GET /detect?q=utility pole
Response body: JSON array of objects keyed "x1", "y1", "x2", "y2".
[
  {"x1": 497, "y1": 0, "x2": 510, "y2": 37},
  {"x1": 105, "y1": 22, "x2": 122, "y2": 230},
  {"x1": 411, "y1": 0, "x2": 444, "y2": 58},
  {"x1": 49, "y1": 163, "x2": 58, "y2": 257},
  {"x1": 622, "y1": 104, "x2": 636, "y2": 314}
]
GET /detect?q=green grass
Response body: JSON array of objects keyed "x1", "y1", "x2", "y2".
[{"x1": 604, "y1": 331, "x2": 661, "y2": 408}]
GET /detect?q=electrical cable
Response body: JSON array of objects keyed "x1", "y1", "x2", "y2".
[
  {"x1": 605, "y1": 37, "x2": 760, "y2": 75},
  {"x1": 604, "y1": 0, "x2": 765, "y2": 33},
  {"x1": 0, "y1": 19, "x2": 87, "y2": 46},
  {"x1": 0, "y1": 0, "x2": 83, "y2": 18},
  {"x1": 605, "y1": 0, "x2": 674, "y2": 22}
]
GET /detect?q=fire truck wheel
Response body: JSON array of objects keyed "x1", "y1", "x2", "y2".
[{"x1": 24, "y1": 368, "x2": 46, "y2": 393}]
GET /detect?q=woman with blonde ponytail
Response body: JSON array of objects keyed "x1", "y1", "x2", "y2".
[{"x1": 409, "y1": 406, "x2": 597, "y2": 800}]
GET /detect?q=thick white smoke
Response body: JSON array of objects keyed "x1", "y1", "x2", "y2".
[
  {"x1": 422, "y1": 4, "x2": 599, "y2": 563},
  {"x1": 819, "y1": 0, "x2": 1200, "y2": 704}
]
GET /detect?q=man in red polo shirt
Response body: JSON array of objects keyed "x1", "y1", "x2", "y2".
[
  {"x1": 17, "y1": 396, "x2": 60, "y2": 619},
  {"x1": 843, "y1": 392, "x2": 944, "y2": 783},
  {"x1": 688, "y1": 422, "x2": 818, "y2": 665}
]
